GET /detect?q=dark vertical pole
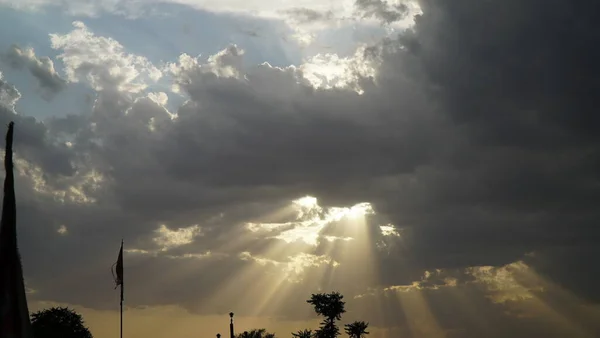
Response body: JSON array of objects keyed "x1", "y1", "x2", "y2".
[
  {"x1": 229, "y1": 312, "x2": 234, "y2": 338},
  {"x1": 120, "y1": 297, "x2": 123, "y2": 338},
  {"x1": 0, "y1": 122, "x2": 34, "y2": 338},
  {"x1": 120, "y1": 239, "x2": 124, "y2": 338}
]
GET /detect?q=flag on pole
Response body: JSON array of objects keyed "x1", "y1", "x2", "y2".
[
  {"x1": 0, "y1": 122, "x2": 34, "y2": 338},
  {"x1": 112, "y1": 240, "x2": 124, "y2": 301}
]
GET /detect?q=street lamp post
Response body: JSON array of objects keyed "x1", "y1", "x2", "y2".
[{"x1": 229, "y1": 312, "x2": 235, "y2": 338}]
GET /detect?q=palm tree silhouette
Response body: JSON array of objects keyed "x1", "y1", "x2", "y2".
[
  {"x1": 344, "y1": 321, "x2": 369, "y2": 338},
  {"x1": 307, "y1": 292, "x2": 346, "y2": 338},
  {"x1": 292, "y1": 329, "x2": 314, "y2": 338}
]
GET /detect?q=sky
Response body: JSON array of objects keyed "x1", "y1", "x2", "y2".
[{"x1": 2, "y1": 0, "x2": 600, "y2": 337}]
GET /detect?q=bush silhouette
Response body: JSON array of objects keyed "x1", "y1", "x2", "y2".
[
  {"x1": 236, "y1": 328, "x2": 276, "y2": 338},
  {"x1": 31, "y1": 307, "x2": 93, "y2": 338}
]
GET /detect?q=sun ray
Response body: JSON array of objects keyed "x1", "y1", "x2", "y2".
[
  {"x1": 247, "y1": 242, "x2": 339, "y2": 316},
  {"x1": 236, "y1": 243, "x2": 297, "y2": 316},
  {"x1": 176, "y1": 196, "x2": 387, "y2": 319},
  {"x1": 395, "y1": 289, "x2": 446, "y2": 338},
  {"x1": 465, "y1": 260, "x2": 600, "y2": 337},
  {"x1": 324, "y1": 208, "x2": 381, "y2": 297},
  {"x1": 250, "y1": 270, "x2": 297, "y2": 317},
  {"x1": 506, "y1": 262, "x2": 597, "y2": 337},
  {"x1": 200, "y1": 253, "x2": 269, "y2": 313},
  {"x1": 129, "y1": 252, "x2": 230, "y2": 307},
  {"x1": 440, "y1": 285, "x2": 495, "y2": 335}
]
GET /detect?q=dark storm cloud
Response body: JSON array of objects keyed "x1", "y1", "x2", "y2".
[
  {"x1": 6, "y1": 0, "x2": 600, "y2": 336},
  {"x1": 363, "y1": 0, "x2": 600, "y2": 302},
  {"x1": 3, "y1": 45, "x2": 67, "y2": 100},
  {"x1": 0, "y1": 76, "x2": 74, "y2": 176}
]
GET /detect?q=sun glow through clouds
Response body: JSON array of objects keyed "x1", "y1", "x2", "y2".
[
  {"x1": 203, "y1": 195, "x2": 386, "y2": 317},
  {"x1": 246, "y1": 196, "x2": 376, "y2": 245},
  {"x1": 266, "y1": 196, "x2": 375, "y2": 245}
]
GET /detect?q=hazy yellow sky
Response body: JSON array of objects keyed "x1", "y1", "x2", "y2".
[{"x1": 30, "y1": 301, "x2": 389, "y2": 338}]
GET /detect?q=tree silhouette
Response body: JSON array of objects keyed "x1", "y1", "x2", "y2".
[
  {"x1": 292, "y1": 329, "x2": 314, "y2": 338},
  {"x1": 236, "y1": 328, "x2": 276, "y2": 338},
  {"x1": 30, "y1": 307, "x2": 93, "y2": 338},
  {"x1": 307, "y1": 292, "x2": 346, "y2": 338},
  {"x1": 344, "y1": 321, "x2": 369, "y2": 338}
]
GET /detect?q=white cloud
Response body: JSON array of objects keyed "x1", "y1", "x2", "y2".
[
  {"x1": 50, "y1": 21, "x2": 162, "y2": 93},
  {"x1": 1, "y1": 0, "x2": 420, "y2": 37},
  {"x1": 153, "y1": 224, "x2": 203, "y2": 251},
  {"x1": 165, "y1": 45, "x2": 247, "y2": 87},
  {"x1": 179, "y1": 0, "x2": 350, "y2": 18},
  {"x1": 0, "y1": 72, "x2": 21, "y2": 109},
  {"x1": 166, "y1": 44, "x2": 374, "y2": 102},
  {"x1": 147, "y1": 92, "x2": 169, "y2": 107},
  {"x1": 379, "y1": 224, "x2": 400, "y2": 237},
  {"x1": 57, "y1": 224, "x2": 68, "y2": 235},
  {"x1": 323, "y1": 235, "x2": 353, "y2": 242},
  {"x1": 300, "y1": 47, "x2": 378, "y2": 92}
]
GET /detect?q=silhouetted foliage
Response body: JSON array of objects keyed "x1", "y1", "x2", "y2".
[
  {"x1": 31, "y1": 307, "x2": 93, "y2": 338},
  {"x1": 314, "y1": 321, "x2": 339, "y2": 338},
  {"x1": 307, "y1": 292, "x2": 346, "y2": 338},
  {"x1": 236, "y1": 328, "x2": 276, "y2": 338},
  {"x1": 307, "y1": 292, "x2": 346, "y2": 321},
  {"x1": 292, "y1": 329, "x2": 314, "y2": 338},
  {"x1": 344, "y1": 321, "x2": 369, "y2": 338}
]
